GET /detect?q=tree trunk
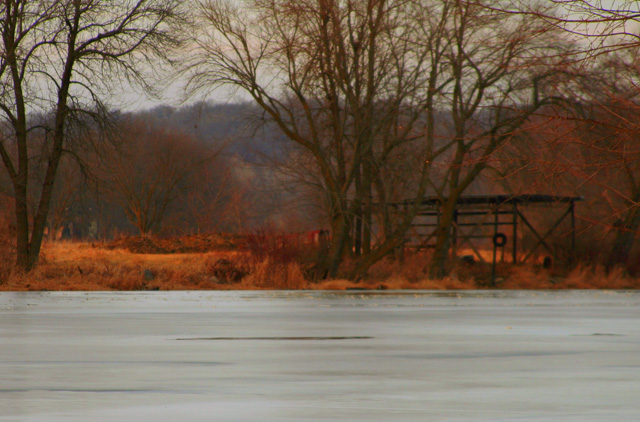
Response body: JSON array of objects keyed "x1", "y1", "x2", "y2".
[
  {"x1": 362, "y1": 158, "x2": 372, "y2": 255},
  {"x1": 322, "y1": 213, "x2": 352, "y2": 278},
  {"x1": 14, "y1": 184, "x2": 31, "y2": 271},
  {"x1": 28, "y1": 153, "x2": 63, "y2": 270},
  {"x1": 429, "y1": 199, "x2": 456, "y2": 279},
  {"x1": 608, "y1": 205, "x2": 640, "y2": 271},
  {"x1": 354, "y1": 171, "x2": 362, "y2": 256},
  {"x1": 348, "y1": 233, "x2": 402, "y2": 281}
]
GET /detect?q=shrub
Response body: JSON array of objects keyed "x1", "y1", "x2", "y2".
[
  {"x1": 207, "y1": 257, "x2": 250, "y2": 283},
  {"x1": 241, "y1": 258, "x2": 308, "y2": 289}
]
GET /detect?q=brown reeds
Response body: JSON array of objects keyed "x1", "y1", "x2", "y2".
[{"x1": 0, "y1": 238, "x2": 639, "y2": 291}]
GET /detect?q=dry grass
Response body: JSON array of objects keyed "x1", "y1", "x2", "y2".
[
  {"x1": 561, "y1": 264, "x2": 638, "y2": 289},
  {"x1": 499, "y1": 265, "x2": 555, "y2": 289},
  {"x1": 241, "y1": 259, "x2": 308, "y2": 290},
  {"x1": 1, "y1": 240, "x2": 639, "y2": 291},
  {"x1": 348, "y1": 252, "x2": 478, "y2": 290},
  {"x1": 1, "y1": 241, "x2": 242, "y2": 291},
  {"x1": 0, "y1": 240, "x2": 313, "y2": 291}
]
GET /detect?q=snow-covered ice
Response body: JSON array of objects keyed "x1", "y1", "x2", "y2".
[{"x1": 1, "y1": 290, "x2": 639, "y2": 421}]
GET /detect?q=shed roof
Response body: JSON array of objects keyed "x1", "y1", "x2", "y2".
[{"x1": 390, "y1": 194, "x2": 583, "y2": 207}]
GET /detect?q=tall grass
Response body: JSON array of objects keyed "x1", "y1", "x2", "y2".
[
  {"x1": 562, "y1": 264, "x2": 636, "y2": 289},
  {"x1": 241, "y1": 229, "x2": 315, "y2": 289},
  {"x1": 1, "y1": 237, "x2": 639, "y2": 291}
]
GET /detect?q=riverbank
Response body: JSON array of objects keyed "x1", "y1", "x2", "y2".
[{"x1": 1, "y1": 240, "x2": 638, "y2": 291}]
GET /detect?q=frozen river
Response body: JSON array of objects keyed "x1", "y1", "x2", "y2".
[{"x1": 1, "y1": 290, "x2": 639, "y2": 421}]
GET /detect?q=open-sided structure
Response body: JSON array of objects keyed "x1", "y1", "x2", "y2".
[{"x1": 390, "y1": 195, "x2": 582, "y2": 263}]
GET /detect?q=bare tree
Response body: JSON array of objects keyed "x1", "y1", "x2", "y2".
[
  {"x1": 180, "y1": 165, "x2": 234, "y2": 234},
  {"x1": 556, "y1": 52, "x2": 640, "y2": 270},
  {"x1": 522, "y1": 0, "x2": 640, "y2": 50},
  {"x1": 414, "y1": 0, "x2": 572, "y2": 277},
  {"x1": 188, "y1": 0, "x2": 441, "y2": 278},
  {"x1": 188, "y1": 0, "x2": 579, "y2": 279},
  {"x1": 502, "y1": 2, "x2": 640, "y2": 270},
  {"x1": 0, "y1": 0, "x2": 184, "y2": 270},
  {"x1": 104, "y1": 118, "x2": 220, "y2": 236}
]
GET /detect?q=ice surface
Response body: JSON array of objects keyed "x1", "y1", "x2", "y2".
[{"x1": 1, "y1": 290, "x2": 639, "y2": 421}]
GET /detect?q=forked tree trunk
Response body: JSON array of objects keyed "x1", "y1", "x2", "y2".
[{"x1": 13, "y1": 142, "x2": 64, "y2": 272}]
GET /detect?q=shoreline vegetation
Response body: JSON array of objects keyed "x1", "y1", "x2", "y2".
[
  {"x1": 1, "y1": 235, "x2": 638, "y2": 292},
  {"x1": 1, "y1": 1, "x2": 640, "y2": 294}
]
